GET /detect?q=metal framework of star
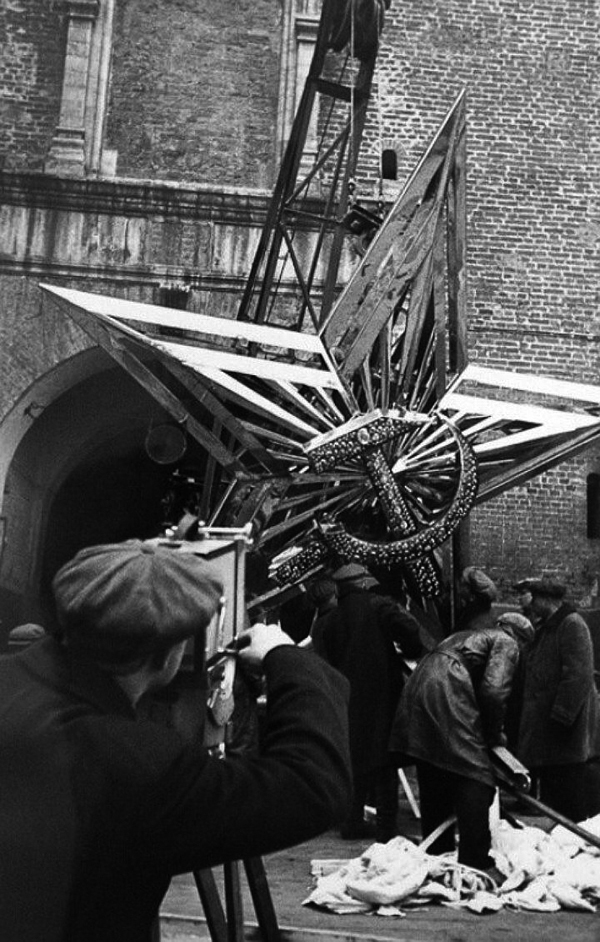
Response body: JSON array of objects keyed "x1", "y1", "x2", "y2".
[{"x1": 42, "y1": 0, "x2": 600, "y2": 611}]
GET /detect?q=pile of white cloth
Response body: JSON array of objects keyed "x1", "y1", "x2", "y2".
[{"x1": 304, "y1": 815, "x2": 600, "y2": 915}]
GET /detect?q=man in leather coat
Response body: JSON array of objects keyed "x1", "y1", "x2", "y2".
[{"x1": 390, "y1": 569, "x2": 534, "y2": 870}]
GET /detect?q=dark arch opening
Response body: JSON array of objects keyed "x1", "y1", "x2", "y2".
[
  {"x1": 0, "y1": 361, "x2": 216, "y2": 640},
  {"x1": 39, "y1": 439, "x2": 172, "y2": 631},
  {"x1": 38, "y1": 432, "x2": 215, "y2": 633}
]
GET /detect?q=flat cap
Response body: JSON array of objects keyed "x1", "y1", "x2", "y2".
[
  {"x1": 513, "y1": 578, "x2": 534, "y2": 592},
  {"x1": 9, "y1": 623, "x2": 46, "y2": 642},
  {"x1": 8, "y1": 623, "x2": 46, "y2": 649},
  {"x1": 461, "y1": 566, "x2": 498, "y2": 602},
  {"x1": 53, "y1": 540, "x2": 223, "y2": 655},
  {"x1": 524, "y1": 578, "x2": 566, "y2": 600},
  {"x1": 307, "y1": 576, "x2": 336, "y2": 604},
  {"x1": 496, "y1": 611, "x2": 535, "y2": 645},
  {"x1": 331, "y1": 563, "x2": 379, "y2": 589}
]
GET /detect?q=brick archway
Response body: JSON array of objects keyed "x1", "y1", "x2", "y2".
[{"x1": 0, "y1": 351, "x2": 175, "y2": 640}]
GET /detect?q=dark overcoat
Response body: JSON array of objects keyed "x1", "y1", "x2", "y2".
[
  {"x1": 0, "y1": 637, "x2": 350, "y2": 942},
  {"x1": 518, "y1": 604, "x2": 600, "y2": 767},
  {"x1": 390, "y1": 625, "x2": 520, "y2": 786},
  {"x1": 317, "y1": 585, "x2": 422, "y2": 777}
]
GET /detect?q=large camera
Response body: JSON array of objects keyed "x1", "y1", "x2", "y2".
[{"x1": 140, "y1": 523, "x2": 253, "y2": 750}]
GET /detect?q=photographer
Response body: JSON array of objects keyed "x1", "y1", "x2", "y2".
[{"x1": 0, "y1": 540, "x2": 351, "y2": 942}]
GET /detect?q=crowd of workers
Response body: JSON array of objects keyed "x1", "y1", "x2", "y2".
[
  {"x1": 0, "y1": 538, "x2": 599, "y2": 940},
  {"x1": 308, "y1": 562, "x2": 600, "y2": 872}
]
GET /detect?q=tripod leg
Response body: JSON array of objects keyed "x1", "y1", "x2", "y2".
[
  {"x1": 243, "y1": 857, "x2": 281, "y2": 942},
  {"x1": 193, "y1": 869, "x2": 228, "y2": 942},
  {"x1": 224, "y1": 860, "x2": 245, "y2": 942}
]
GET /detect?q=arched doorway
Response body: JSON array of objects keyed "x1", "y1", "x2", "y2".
[
  {"x1": 0, "y1": 354, "x2": 209, "y2": 642},
  {"x1": 38, "y1": 431, "x2": 178, "y2": 633}
]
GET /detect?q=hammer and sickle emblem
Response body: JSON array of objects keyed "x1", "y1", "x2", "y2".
[{"x1": 270, "y1": 409, "x2": 478, "y2": 596}]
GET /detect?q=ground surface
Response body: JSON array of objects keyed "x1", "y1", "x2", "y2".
[{"x1": 160, "y1": 779, "x2": 600, "y2": 941}]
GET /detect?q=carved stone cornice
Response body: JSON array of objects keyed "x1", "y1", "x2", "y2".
[{"x1": 0, "y1": 171, "x2": 306, "y2": 226}]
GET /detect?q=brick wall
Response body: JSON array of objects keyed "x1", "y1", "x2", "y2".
[
  {"x1": 1, "y1": 0, "x2": 599, "y2": 601},
  {"x1": 0, "y1": 0, "x2": 65, "y2": 171},
  {"x1": 471, "y1": 454, "x2": 600, "y2": 604},
  {"x1": 370, "y1": 0, "x2": 600, "y2": 600},
  {"x1": 105, "y1": 0, "x2": 282, "y2": 187}
]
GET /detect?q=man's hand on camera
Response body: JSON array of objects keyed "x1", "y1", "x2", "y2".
[{"x1": 234, "y1": 623, "x2": 295, "y2": 671}]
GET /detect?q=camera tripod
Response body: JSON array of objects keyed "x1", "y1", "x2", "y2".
[
  {"x1": 153, "y1": 856, "x2": 279, "y2": 942},
  {"x1": 148, "y1": 524, "x2": 281, "y2": 941},
  {"x1": 192, "y1": 857, "x2": 280, "y2": 942}
]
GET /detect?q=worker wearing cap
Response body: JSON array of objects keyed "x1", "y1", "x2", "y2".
[
  {"x1": 0, "y1": 540, "x2": 351, "y2": 942},
  {"x1": 517, "y1": 578, "x2": 600, "y2": 821},
  {"x1": 513, "y1": 577, "x2": 541, "y2": 628},
  {"x1": 455, "y1": 565, "x2": 498, "y2": 632},
  {"x1": 390, "y1": 570, "x2": 535, "y2": 871}
]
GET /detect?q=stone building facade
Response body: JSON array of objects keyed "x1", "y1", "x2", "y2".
[{"x1": 0, "y1": 0, "x2": 599, "y2": 635}]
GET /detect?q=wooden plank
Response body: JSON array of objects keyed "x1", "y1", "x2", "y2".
[
  {"x1": 332, "y1": 136, "x2": 457, "y2": 383},
  {"x1": 379, "y1": 321, "x2": 391, "y2": 412},
  {"x1": 320, "y1": 151, "x2": 444, "y2": 357},
  {"x1": 158, "y1": 340, "x2": 344, "y2": 389},
  {"x1": 475, "y1": 428, "x2": 573, "y2": 457},
  {"x1": 477, "y1": 425, "x2": 599, "y2": 457},
  {"x1": 446, "y1": 93, "x2": 467, "y2": 374},
  {"x1": 200, "y1": 435, "x2": 221, "y2": 523},
  {"x1": 440, "y1": 392, "x2": 600, "y2": 429},
  {"x1": 198, "y1": 368, "x2": 320, "y2": 438},
  {"x1": 41, "y1": 287, "x2": 248, "y2": 473},
  {"x1": 162, "y1": 358, "x2": 278, "y2": 471},
  {"x1": 406, "y1": 329, "x2": 435, "y2": 413},
  {"x1": 326, "y1": 202, "x2": 439, "y2": 382},
  {"x1": 268, "y1": 380, "x2": 337, "y2": 430},
  {"x1": 320, "y1": 92, "x2": 466, "y2": 376},
  {"x1": 476, "y1": 423, "x2": 600, "y2": 503},
  {"x1": 258, "y1": 485, "x2": 365, "y2": 545},
  {"x1": 40, "y1": 284, "x2": 327, "y2": 354},
  {"x1": 398, "y1": 250, "x2": 435, "y2": 403},
  {"x1": 50, "y1": 290, "x2": 342, "y2": 392},
  {"x1": 309, "y1": 385, "x2": 349, "y2": 425},
  {"x1": 392, "y1": 424, "x2": 465, "y2": 473},
  {"x1": 457, "y1": 364, "x2": 600, "y2": 405},
  {"x1": 457, "y1": 414, "x2": 505, "y2": 438},
  {"x1": 241, "y1": 421, "x2": 310, "y2": 455},
  {"x1": 432, "y1": 221, "x2": 448, "y2": 399},
  {"x1": 359, "y1": 360, "x2": 376, "y2": 411},
  {"x1": 396, "y1": 95, "x2": 464, "y2": 402}
]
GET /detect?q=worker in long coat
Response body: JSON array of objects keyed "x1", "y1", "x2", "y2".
[
  {"x1": 390, "y1": 570, "x2": 534, "y2": 870},
  {"x1": 517, "y1": 579, "x2": 600, "y2": 821},
  {"x1": 317, "y1": 563, "x2": 423, "y2": 841}
]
